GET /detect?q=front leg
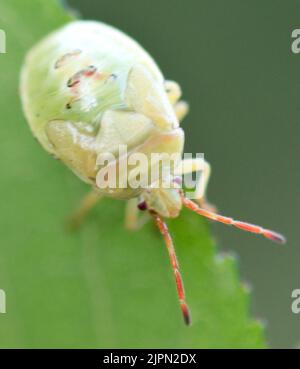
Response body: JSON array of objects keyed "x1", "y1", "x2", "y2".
[
  {"x1": 164, "y1": 80, "x2": 189, "y2": 123},
  {"x1": 175, "y1": 158, "x2": 215, "y2": 211},
  {"x1": 67, "y1": 191, "x2": 103, "y2": 231}
]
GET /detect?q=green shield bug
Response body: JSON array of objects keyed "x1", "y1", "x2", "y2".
[{"x1": 20, "y1": 21, "x2": 285, "y2": 325}]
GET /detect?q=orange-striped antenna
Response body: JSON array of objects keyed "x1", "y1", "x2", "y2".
[
  {"x1": 182, "y1": 197, "x2": 286, "y2": 244},
  {"x1": 152, "y1": 213, "x2": 191, "y2": 325}
]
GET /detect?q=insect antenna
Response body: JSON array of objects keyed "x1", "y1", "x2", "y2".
[
  {"x1": 152, "y1": 213, "x2": 191, "y2": 325},
  {"x1": 182, "y1": 197, "x2": 286, "y2": 244}
]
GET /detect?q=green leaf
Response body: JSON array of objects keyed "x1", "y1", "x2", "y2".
[{"x1": 0, "y1": 0, "x2": 266, "y2": 348}]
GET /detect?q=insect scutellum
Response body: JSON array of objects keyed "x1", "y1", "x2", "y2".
[{"x1": 20, "y1": 21, "x2": 286, "y2": 326}]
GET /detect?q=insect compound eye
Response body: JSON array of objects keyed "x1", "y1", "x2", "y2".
[{"x1": 137, "y1": 200, "x2": 148, "y2": 211}]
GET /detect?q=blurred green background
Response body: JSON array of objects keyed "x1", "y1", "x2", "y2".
[
  {"x1": 67, "y1": 0, "x2": 299, "y2": 348},
  {"x1": 0, "y1": 0, "x2": 298, "y2": 349}
]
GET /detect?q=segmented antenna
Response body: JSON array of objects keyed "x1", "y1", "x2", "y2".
[
  {"x1": 182, "y1": 197, "x2": 286, "y2": 244},
  {"x1": 152, "y1": 213, "x2": 191, "y2": 325}
]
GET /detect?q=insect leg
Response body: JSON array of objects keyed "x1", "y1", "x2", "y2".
[
  {"x1": 175, "y1": 158, "x2": 215, "y2": 211},
  {"x1": 164, "y1": 80, "x2": 189, "y2": 122},
  {"x1": 67, "y1": 191, "x2": 103, "y2": 230},
  {"x1": 152, "y1": 213, "x2": 191, "y2": 325},
  {"x1": 164, "y1": 80, "x2": 181, "y2": 104},
  {"x1": 192, "y1": 160, "x2": 212, "y2": 207},
  {"x1": 174, "y1": 101, "x2": 189, "y2": 122}
]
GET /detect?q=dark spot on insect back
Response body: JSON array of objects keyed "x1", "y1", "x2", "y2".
[
  {"x1": 105, "y1": 73, "x2": 117, "y2": 84},
  {"x1": 84, "y1": 65, "x2": 97, "y2": 77},
  {"x1": 67, "y1": 65, "x2": 97, "y2": 88},
  {"x1": 67, "y1": 75, "x2": 80, "y2": 88},
  {"x1": 66, "y1": 102, "x2": 72, "y2": 110},
  {"x1": 54, "y1": 49, "x2": 82, "y2": 69}
]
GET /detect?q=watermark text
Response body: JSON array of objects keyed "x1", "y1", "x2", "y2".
[
  {"x1": 292, "y1": 289, "x2": 300, "y2": 314},
  {"x1": 96, "y1": 146, "x2": 205, "y2": 199},
  {"x1": 0, "y1": 289, "x2": 6, "y2": 313},
  {"x1": 0, "y1": 29, "x2": 6, "y2": 54},
  {"x1": 291, "y1": 29, "x2": 300, "y2": 54}
]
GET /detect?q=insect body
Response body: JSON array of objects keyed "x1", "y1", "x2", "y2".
[{"x1": 20, "y1": 21, "x2": 285, "y2": 325}]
